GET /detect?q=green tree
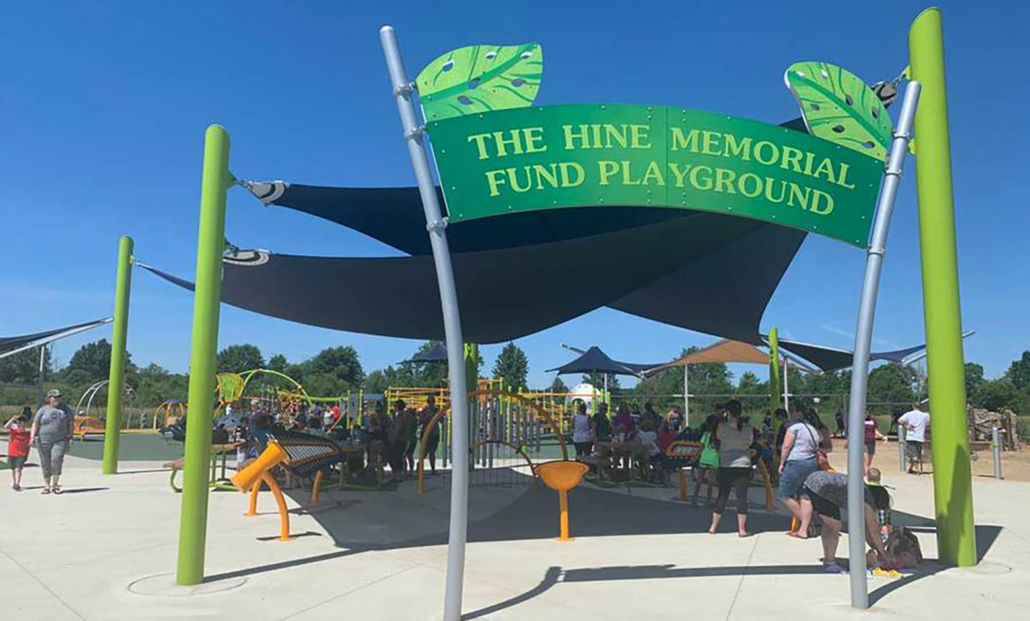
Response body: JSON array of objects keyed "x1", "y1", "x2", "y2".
[
  {"x1": 61, "y1": 339, "x2": 136, "y2": 386},
  {"x1": 582, "y1": 371, "x2": 621, "y2": 393},
  {"x1": 965, "y1": 362, "x2": 986, "y2": 397},
  {"x1": 297, "y1": 346, "x2": 364, "y2": 388},
  {"x1": 0, "y1": 347, "x2": 53, "y2": 384},
  {"x1": 1005, "y1": 351, "x2": 1030, "y2": 390},
  {"x1": 976, "y1": 378, "x2": 1018, "y2": 412},
  {"x1": 492, "y1": 342, "x2": 529, "y2": 391},
  {"x1": 736, "y1": 371, "x2": 766, "y2": 395},
  {"x1": 867, "y1": 362, "x2": 917, "y2": 415},
  {"x1": 549, "y1": 376, "x2": 569, "y2": 393},
  {"x1": 267, "y1": 354, "x2": 289, "y2": 374},
  {"x1": 216, "y1": 344, "x2": 264, "y2": 374},
  {"x1": 363, "y1": 369, "x2": 390, "y2": 393}
]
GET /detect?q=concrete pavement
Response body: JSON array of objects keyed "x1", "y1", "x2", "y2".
[{"x1": 1, "y1": 448, "x2": 1027, "y2": 621}]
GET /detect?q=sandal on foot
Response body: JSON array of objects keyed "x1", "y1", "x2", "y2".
[
  {"x1": 42, "y1": 487, "x2": 51, "y2": 495},
  {"x1": 52, "y1": 486, "x2": 63, "y2": 495}
]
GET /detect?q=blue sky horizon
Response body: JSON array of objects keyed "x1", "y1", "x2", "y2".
[{"x1": 2, "y1": 1, "x2": 1027, "y2": 389}]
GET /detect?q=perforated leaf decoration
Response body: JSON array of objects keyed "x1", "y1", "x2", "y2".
[
  {"x1": 416, "y1": 43, "x2": 543, "y2": 122},
  {"x1": 784, "y1": 61, "x2": 893, "y2": 161}
]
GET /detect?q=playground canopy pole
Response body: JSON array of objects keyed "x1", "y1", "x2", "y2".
[
  {"x1": 176, "y1": 125, "x2": 231, "y2": 586},
  {"x1": 909, "y1": 8, "x2": 976, "y2": 567},
  {"x1": 682, "y1": 364, "x2": 689, "y2": 426},
  {"x1": 380, "y1": 26, "x2": 471, "y2": 621},
  {"x1": 102, "y1": 235, "x2": 134, "y2": 474},
  {"x1": 845, "y1": 80, "x2": 921, "y2": 609},
  {"x1": 35, "y1": 344, "x2": 47, "y2": 408},
  {"x1": 768, "y1": 327, "x2": 780, "y2": 414}
]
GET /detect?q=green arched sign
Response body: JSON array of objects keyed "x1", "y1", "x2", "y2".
[{"x1": 428, "y1": 104, "x2": 884, "y2": 246}]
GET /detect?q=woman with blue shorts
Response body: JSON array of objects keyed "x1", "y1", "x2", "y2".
[{"x1": 777, "y1": 408, "x2": 823, "y2": 533}]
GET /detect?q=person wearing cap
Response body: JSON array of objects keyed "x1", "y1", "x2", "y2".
[{"x1": 30, "y1": 389, "x2": 76, "y2": 494}]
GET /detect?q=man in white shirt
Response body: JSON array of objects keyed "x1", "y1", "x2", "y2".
[{"x1": 898, "y1": 403, "x2": 931, "y2": 474}]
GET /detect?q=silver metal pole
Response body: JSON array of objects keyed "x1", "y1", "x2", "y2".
[
  {"x1": 992, "y1": 427, "x2": 1003, "y2": 480},
  {"x1": 380, "y1": 26, "x2": 470, "y2": 621},
  {"x1": 898, "y1": 424, "x2": 907, "y2": 472},
  {"x1": 35, "y1": 344, "x2": 47, "y2": 407},
  {"x1": 782, "y1": 359, "x2": 790, "y2": 412},
  {"x1": 844, "y1": 80, "x2": 921, "y2": 609},
  {"x1": 683, "y1": 365, "x2": 690, "y2": 426}
]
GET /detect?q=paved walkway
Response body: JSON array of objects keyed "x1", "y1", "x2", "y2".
[{"x1": 1, "y1": 448, "x2": 1027, "y2": 621}]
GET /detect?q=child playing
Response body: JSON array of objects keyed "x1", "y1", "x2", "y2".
[
  {"x1": 692, "y1": 414, "x2": 720, "y2": 506},
  {"x1": 5, "y1": 408, "x2": 32, "y2": 491},
  {"x1": 866, "y1": 467, "x2": 892, "y2": 543}
]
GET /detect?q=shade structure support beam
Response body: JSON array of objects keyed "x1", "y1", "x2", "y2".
[
  {"x1": 176, "y1": 125, "x2": 231, "y2": 586},
  {"x1": 909, "y1": 8, "x2": 976, "y2": 567},
  {"x1": 682, "y1": 365, "x2": 689, "y2": 426},
  {"x1": 380, "y1": 25, "x2": 471, "y2": 621},
  {"x1": 102, "y1": 235, "x2": 134, "y2": 474},
  {"x1": 845, "y1": 80, "x2": 921, "y2": 609}
]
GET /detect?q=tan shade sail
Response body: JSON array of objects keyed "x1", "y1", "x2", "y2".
[{"x1": 645, "y1": 339, "x2": 770, "y2": 374}]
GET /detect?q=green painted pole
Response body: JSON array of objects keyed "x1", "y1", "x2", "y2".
[
  {"x1": 768, "y1": 327, "x2": 781, "y2": 413},
  {"x1": 102, "y1": 235, "x2": 134, "y2": 475},
  {"x1": 176, "y1": 125, "x2": 232, "y2": 585},
  {"x1": 909, "y1": 8, "x2": 975, "y2": 567}
]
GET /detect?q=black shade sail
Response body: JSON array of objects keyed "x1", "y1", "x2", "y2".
[
  {"x1": 547, "y1": 346, "x2": 660, "y2": 377},
  {"x1": 775, "y1": 334, "x2": 973, "y2": 373},
  {"x1": 246, "y1": 181, "x2": 700, "y2": 255},
  {"x1": 408, "y1": 343, "x2": 448, "y2": 363},
  {"x1": 0, "y1": 318, "x2": 113, "y2": 359},
  {"x1": 140, "y1": 211, "x2": 790, "y2": 344}
]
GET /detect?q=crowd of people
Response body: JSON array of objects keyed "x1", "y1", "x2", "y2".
[
  {"x1": 567, "y1": 397, "x2": 916, "y2": 572},
  {"x1": 4, "y1": 389, "x2": 926, "y2": 572},
  {"x1": 219, "y1": 394, "x2": 444, "y2": 485}
]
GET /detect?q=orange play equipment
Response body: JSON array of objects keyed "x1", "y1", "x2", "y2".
[
  {"x1": 536, "y1": 460, "x2": 590, "y2": 541},
  {"x1": 232, "y1": 441, "x2": 293, "y2": 541}
]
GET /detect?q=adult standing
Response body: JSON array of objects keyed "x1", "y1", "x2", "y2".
[
  {"x1": 571, "y1": 401, "x2": 594, "y2": 460},
  {"x1": 708, "y1": 400, "x2": 754, "y2": 537},
  {"x1": 419, "y1": 395, "x2": 441, "y2": 474},
  {"x1": 777, "y1": 403, "x2": 823, "y2": 532},
  {"x1": 898, "y1": 402, "x2": 931, "y2": 474},
  {"x1": 863, "y1": 412, "x2": 888, "y2": 476},
  {"x1": 30, "y1": 389, "x2": 75, "y2": 495},
  {"x1": 592, "y1": 402, "x2": 612, "y2": 447}
]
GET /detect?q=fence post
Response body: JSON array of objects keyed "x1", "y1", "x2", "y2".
[{"x1": 991, "y1": 427, "x2": 1003, "y2": 480}]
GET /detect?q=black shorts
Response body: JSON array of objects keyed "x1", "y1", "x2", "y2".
[
  {"x1": 906, "y1": 441, "x2": 924, "y2": 460},
  {"x1": 806, "y1": 489, "x2": 841, "y2": 521},
  {"x1": 7, "y1": 455, "x2": 27, "y2": 469},
  {"x1": 865, "y1": 442, "x2": 876, "y2": 455}
]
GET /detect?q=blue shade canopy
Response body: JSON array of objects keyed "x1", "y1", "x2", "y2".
[
  {"x1": 0, "y1": 318, "x2": 112, "y2": 359},
  {"x1": 774, "y1": 333, "x2": 973, "y2": 373},
  {"x1": 141, "y1": 210, "x2": 799, "y2": 344},
  {"x1": 408, "y1": 343, "x2": 448, "y2": 363},
  {"x1": 547, "y1": 346, "x2": 662, "y2": 377}
]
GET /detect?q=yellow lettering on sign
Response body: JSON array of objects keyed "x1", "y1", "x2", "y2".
[
  {"x1": 810, "y1": 189, "x2": 835, "y2": 215},
  {"x1": 702, "y1": 131, "x2": 723, "y2": 156},
  {"x1": 598, "y1": 161, "x2": 620, "y2": 186},
  {"x1": 630, "y1": 124, "x2": 652, "y2": 149},
  {"x1": 668, "y1": 162, "x2": 691, "y2": 187},
  {"x1": 724, "y1": 134, "x2": 752, "y2": 161},
  {"x1": 641, "y1": 161, "x2": 665, "y2": 186},
  {"x1": 670, "y1": 127, "x2": 700, "y2": 152}
]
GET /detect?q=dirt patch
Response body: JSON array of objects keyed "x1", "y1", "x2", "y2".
[{"x1": 827, "y1": 438, "x2": 1030, "y2": 482}]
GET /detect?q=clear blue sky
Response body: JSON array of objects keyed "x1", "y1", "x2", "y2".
[{"x1": 2, "y1": 1, "x2": 1027, "y2": 388}]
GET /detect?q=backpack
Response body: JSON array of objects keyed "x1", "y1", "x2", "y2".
[{"x1": 886, "y1": 527, "x2": 923, "y2": 569}]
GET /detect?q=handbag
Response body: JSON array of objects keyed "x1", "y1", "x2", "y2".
[{"x1": 801, "y1": 423, "x2": 831, "y2": 471}]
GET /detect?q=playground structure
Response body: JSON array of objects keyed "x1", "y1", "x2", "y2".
[
  {"x1": 88, "y1": 9, "x2": 973, "y2": 618},
  {"x1": 231, "y1": 429, "x2": 350, "y2": 541},
  {"x1": 73, "y1": 380, "x2": 140, "y2": 440},
  {"x1": 416, "y1": 388, "x2": 569, "y2": 495}
]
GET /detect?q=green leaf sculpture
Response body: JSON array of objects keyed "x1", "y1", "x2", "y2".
[
  {"x1": 416, "y1": 43, "x2": 543, "y2": 122},
  {"x1": 784, "y1": 61, "x2": 893, "y2": 161}
]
